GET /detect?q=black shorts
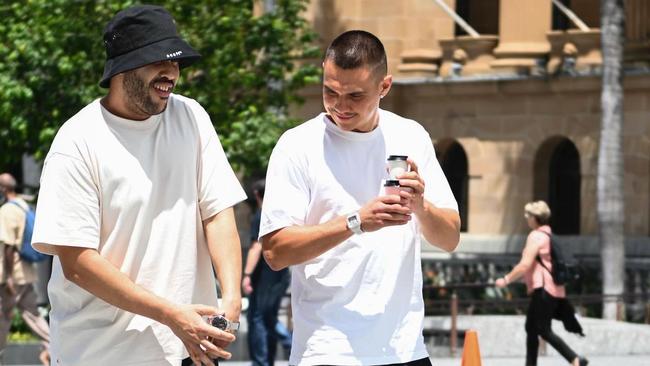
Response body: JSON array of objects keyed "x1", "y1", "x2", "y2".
[{"x1": 181, "y1": 358, "x2": 219, "y2": 366}]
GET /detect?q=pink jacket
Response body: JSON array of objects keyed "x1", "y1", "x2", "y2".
[{"x1": 523, "y1": 225, "x2": 566, "y2": 298}]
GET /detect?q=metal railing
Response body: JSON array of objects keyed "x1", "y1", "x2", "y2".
[{"x1": 422, "y1": 283, "x2": 650, "y2": 356}]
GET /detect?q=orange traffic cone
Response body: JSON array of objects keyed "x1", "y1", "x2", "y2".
[{"x1": 461, "y1": 329, "x2": 482, "y2": 366}]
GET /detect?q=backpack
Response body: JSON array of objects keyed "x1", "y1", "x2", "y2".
[
  {"x1": 536, "y1": 231, "x2": 573, "y2": 286},
  {"x1": 7, "y1": 201, "x2": 48, "y2": 263}
]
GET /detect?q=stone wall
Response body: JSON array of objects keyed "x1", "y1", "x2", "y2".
[{"x1": 389, "y1": 75, "x2": 650, "y2": 236}]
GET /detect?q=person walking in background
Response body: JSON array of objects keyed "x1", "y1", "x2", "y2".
[
  {"x1": 260, "y1": 30, "x2": 460, "y2": 365},
  {"x1": 496, "y1": 201, "x2": 588, "y2": 366},
  {"x1": 0, "y1": 173, "x2": 50, "y2": 365},
  {"x1": 30, "y1": 5, "x2": 246, "y2": 366},
  {"x1": 242, "y1": 179, "x2": 291, "y2": 366}
]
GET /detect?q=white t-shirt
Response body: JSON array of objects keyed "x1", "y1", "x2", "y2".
[
  {"x1": 32, "y1": 95, "x2": 246, "y2": 366},
  {"x1": 260, "y1": 109, "x2": 458, "y2": 365}
]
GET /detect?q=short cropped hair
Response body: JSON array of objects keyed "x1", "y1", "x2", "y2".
[
  {"x1": 324, "y1": 30, "x2": 387, "y2": 77},
  {"x1": 524, "y1": 200, "x2": 551, "y2": 225}
]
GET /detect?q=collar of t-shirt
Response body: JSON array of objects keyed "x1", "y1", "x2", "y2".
[
  {"x1": 322, "y1": 112, "x2": 384, "y2": 142},
  {"x1": 99, "y1": 99, "x2": 163, "y2": 131}
]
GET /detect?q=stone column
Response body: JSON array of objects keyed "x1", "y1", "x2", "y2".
[
  {"x1": 491, "y1": 0, "x2": 553, "y2": 75},
  {"x1": 396, "y1": 0, "x2": 457, "y2": 78}
]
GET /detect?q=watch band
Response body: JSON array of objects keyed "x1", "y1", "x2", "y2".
[
  {"x1": 346, "y1": 211, "x2": 363, "y2": 235},
  {"x1": 226, "y1": 320, "x2": 240, "y2": 332}
]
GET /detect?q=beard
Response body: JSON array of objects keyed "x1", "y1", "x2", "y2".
[{"x1": 122, "y1": 70, "x2": 167, "y2": 117}]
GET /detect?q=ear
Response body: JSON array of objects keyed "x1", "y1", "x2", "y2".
[{"x1": 379, "y1": 74, "x2": 393, "y2": 99}]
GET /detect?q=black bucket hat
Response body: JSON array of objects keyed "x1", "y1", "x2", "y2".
[{"x1": 99, "y1": 5, "x2": 201, "y2": 88}]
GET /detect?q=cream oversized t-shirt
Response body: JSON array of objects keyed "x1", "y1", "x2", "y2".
[
  {"x1": 32, "y1": 94, "x2": 246, "y2": 366},
  {"x1": 260, "y1": 109, "x2": 458, "y2": 365}
]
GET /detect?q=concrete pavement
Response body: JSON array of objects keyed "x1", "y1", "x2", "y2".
[
  {"x1": 219, "y1": 356, "x2": 650, "y2": 366},
  {"x1": 6, "y1": 355, "x2": 649, "y2": 365}
]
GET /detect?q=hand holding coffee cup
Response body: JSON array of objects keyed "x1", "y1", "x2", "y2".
[
  {"x1": 384, "y1": 179, "x2": 413, "y2": 208},
  {"x1": 356, "y1": 195, "x2": 412, "y2": 233},
  {"x1": 392, "y1": 158, "x2": 426, "y2": 215}
]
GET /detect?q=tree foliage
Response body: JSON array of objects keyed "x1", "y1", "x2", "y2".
[{"x1": 0, "y1": 0, "x2": 321, "y2": 177}]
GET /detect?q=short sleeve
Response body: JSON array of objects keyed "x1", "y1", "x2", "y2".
[
  {"x1": 0, "y1": 205, "x2": 21, "y2": 246},
  {"x1": 525, "y1": 230, "x2": 547, "y2": 252},
  {"x1": 32, "y1": 152, "x2": 101, "y2": 254},
  {"x1": 259, "y1": 136, "x2": 310, "y2": 238},
  {"x1": 193, "y1": 104, "x2": 246, "y2": 220},
  {"x1": 420, "y1": 137, "x2": 458, "y2": 211}
]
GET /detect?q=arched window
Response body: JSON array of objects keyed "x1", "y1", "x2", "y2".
[
  {"x1": 534, "y1": 137, "x2": 581, "y2": 234},
  {"x1": 436, "y1": 140, "x2": 469, "y2": 232}
]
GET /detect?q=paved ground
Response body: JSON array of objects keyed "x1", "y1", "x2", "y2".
[
  {"x1": 7, "y1": 355, "x2": 649, "y2": 366},
  {"x1": 219, "y1": 356, "x2": 650, "y2": 366}
]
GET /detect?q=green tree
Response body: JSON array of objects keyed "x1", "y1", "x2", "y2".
[{"x1": 0, "y1": 0, "x2": 320, "y2": 177}]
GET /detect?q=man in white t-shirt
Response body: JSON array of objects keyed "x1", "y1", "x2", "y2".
[
  {"x1": 31, "y1": 5, "x2": 246, "y2": 366},
  {"x1": 260, "y1": 30, "x2": 461, "y2": 366}
]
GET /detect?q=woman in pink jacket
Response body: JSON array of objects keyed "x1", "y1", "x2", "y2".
[{"x1": 496, "y1": 201, "x2": 588, "y2": 366}]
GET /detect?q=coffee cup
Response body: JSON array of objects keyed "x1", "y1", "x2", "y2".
[
  {"x1": 384, "y1": 179, "x2": 412, "y2": 208},
  {"x1": 387, "y1": 155, "x2": 408, "y2": 179},
  {"x1": 384, "y1": 179, "x2": 402, "y2": 196}
]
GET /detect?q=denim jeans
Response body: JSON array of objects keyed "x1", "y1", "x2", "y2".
[
  {"x1": 275, "y1": 320, "x2": 292, "y2": 353},
  {"x1": 247, "y1": 267, "x2": 290, "y2": 366}
]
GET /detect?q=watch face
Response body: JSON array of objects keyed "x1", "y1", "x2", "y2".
[
  {"x1": 210, "y1": 315, "x2": 229, "y2": 331},
  {"x1": 349, "y1": 216, "x2": 359, "y2": 226}
]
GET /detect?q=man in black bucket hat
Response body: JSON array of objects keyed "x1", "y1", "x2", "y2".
[
  {"x1": 99, "y1": 4, "x2": 200, "y2": 88},
  {"x1": 30, "y1": 5, "x2": 246, "y2": 366}
]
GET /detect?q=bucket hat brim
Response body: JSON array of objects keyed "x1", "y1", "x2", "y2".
[{"x1": 99, "y1": 37, "x2": 200, "y2": 88}]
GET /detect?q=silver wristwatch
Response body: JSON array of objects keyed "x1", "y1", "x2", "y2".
[
  {"x1": 346, "y1": 211, "x2": 363, "y2": 235},
  {"x1": 207, "y1": 314, "x2": 240, "y2": 333}
]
